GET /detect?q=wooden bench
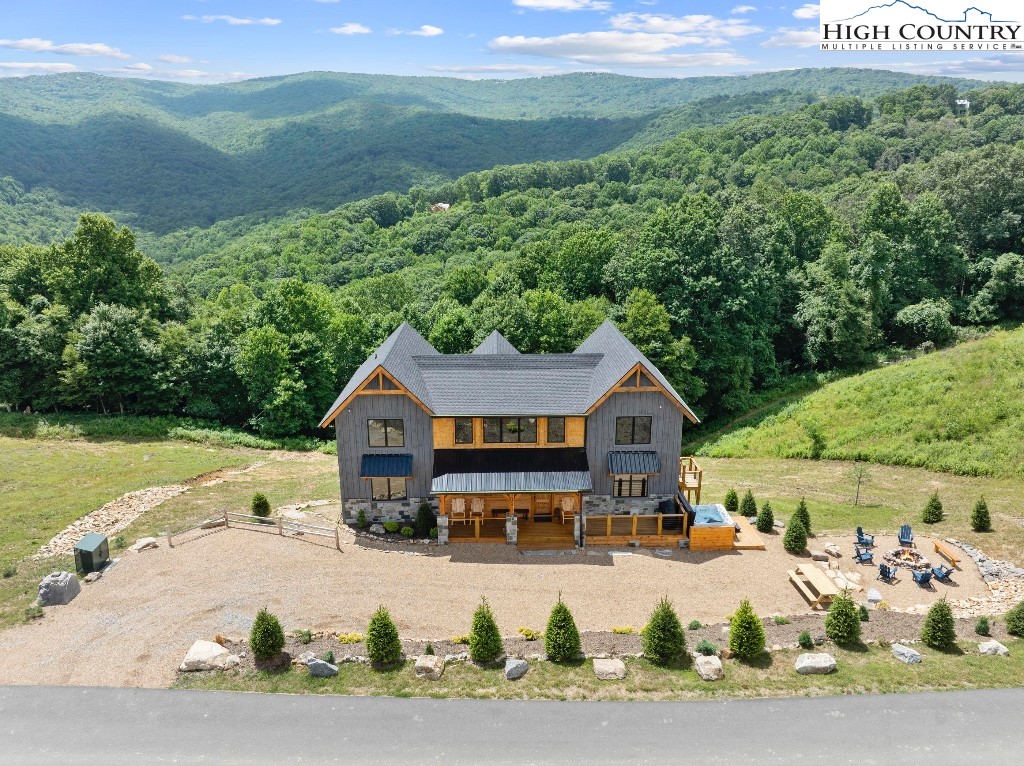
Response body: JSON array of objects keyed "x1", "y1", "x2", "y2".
[
  {"x1": 933, "y1": 540, "x2": 961, "y2": 568},
  {"x1": 788, "y1": 565, "x2": 839, "y2": 609}
]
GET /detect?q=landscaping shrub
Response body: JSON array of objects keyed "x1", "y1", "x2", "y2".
[
  {"x1": 740, "y1": 490, "x2": 757, "y2": 518},
  {"x1": 415, "y1": 502, "x2": 437, "y2": 537},
  {"x1": 724, "y1": 489, "x2": 739, "y2": 516},
  {"x1": 755, "y1": 501, "x2": 775, "y2": 534},
  {"x1": 975, "y1": 617, "x2": 990, "y2": 636},
  {"x1": 450, "y1": 634, "x2": 470, "y2": 645},
  {"x1": 337, "y1": 632, "x2": 364, "y2": 644},
  {"x1": 612, "y1": 626, "x2": 635, "y2": 635},
  {"x1": 773, "y1": 615, "x2": 790, "y2": 625},
  {"x1": 971, "y1": 498, "x2": 992, "y2": 533},
  {"x1": 322, "y1": 650, "x2": 335, "y2": 665},
  {"x1": 250, "y1": 608, "x2": 285, "y2": 661},
  {"x1": 798, "y1": 630, "x2": 814, "y2": 650},
  {"x1": 824, "y1": 592, "x2": 861, "y2": 645},
  {"x1": 859, "y1": 605, "x2": 870, "y2": 622},
  {"x1": 545, "y1": 595, "x2": 581, "y2": 662},
  {"x1": 251, "y1": 493, "x2": 271, "y2": 519},
  {"x1": 1004, "y1": 602, "x2": 1024, "y2": 636},
  {"x1": 921, "y1": 598, "x2": 957, "y2": 649},
  {"x1": 24, "y1": 605, "x2": 43, "y2": 621},
  {"x1": 366, "y1": 606, "x2": 402, "y2": 666},
  {"x1": 113, "y1": 535, "x2": 126, "y2": 550},
  {"x1": 642, "y1": 597, "x2": 687, "y2": 666},
  {"x1": 687, "y1": 620, "x2": 703, "y2": 631},
  {"x1": 296, "y1": 629, "x2": 313, "y2": 645},
  {"x1": 429, "y1": 527, "x2": 439, "y2": 539},
  {"x1": 782, "y1": 517, "x2": 807, "y2": 554},
  {"x1": 2, "y1": 563, "x2": 16, "y2": 579},
  {"x1": 922, "y1": 492, "x2": 944, "y2": 524},
  {"x1": 469, "y1": 597, "x2": 504, "y2": 664},
  {"x1": 424, "y1": 642, "x2": 434, "y2": 656},
  {"x1": 356, "y1": 509, "x2": 368, "y2": 530},
  {"x1": 728, "y1": 599, "x2": 766, "y2": 659},
  {"x1": 383, "y1": 521, "x2": 400, "y2": 533},
  {"x1": 695, "y1": 639, "x2": 718, "y2": 656},
  {"x1": 518, "y1": 627, "x2": 543, "y2": 641},
  {"x1": 400, "y1": 526, "x2": 415, "y2": 539},
  {"x1": 792, "y1": 498, "x2": 811, "y2": 536}
]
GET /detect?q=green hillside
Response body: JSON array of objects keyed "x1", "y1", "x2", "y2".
[{"x1": 698, "y1": 327, "x2": 1024, "y2": 478}]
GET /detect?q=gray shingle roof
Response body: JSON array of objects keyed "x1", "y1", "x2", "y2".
[{"x1": 472, "y1": 330, "x2": 520, "y2": 355}]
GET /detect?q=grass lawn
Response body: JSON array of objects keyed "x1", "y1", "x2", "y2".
[{"x1": 174, "y1": 640, "x2": 1024, "y2": 701}]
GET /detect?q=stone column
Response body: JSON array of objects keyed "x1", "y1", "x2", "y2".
[
  {"x1": 574, "y1": 514, "x2": 582, "y2": 548},
  {"x1": 505, "y1": 514, "x2": 518, "y2": 545},
  {"x1": 437, "y1": 515, "x2": 449, "y2": 545}
]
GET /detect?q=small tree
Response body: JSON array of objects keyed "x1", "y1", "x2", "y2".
[
  {"x1": 849, "y1": 463, "x2": 872, "y2": 507},
  {"x1": 356, "y1": 509, "x2": 368, "y2": 530},
  {"x1": 728, "y1": 599, "x2": 766, "y2": 659},
  {"x1": 545, "y1": 595, "x2": 581, "y2": 662},
  {"x1": 792, "y1": 498, "x2": 811, "y2": 536},
  {"x1": 797, "y1": 630, "x2": 814, "y2": 650},
  {"x1": 724, "y1": 489, "x2": 739, "y2": 516},
  {"x1": 642, "y1": 597, "x2": 687, "y2": 666},
  {"x1": 783, "y1": 517, "x2": 807, "y2": 554},
  {"x1": 824, "y1": 592, "x2": 861, "y2": 645},
  {"x1": 971, "y1": 497, "x2": 992, "y2": 533},
  {"x1": 366, "y1": 606, "x2": 402, "y2": 666},
  {"x1": 250, "y1": 608, "x2": 285, "y2": 661},
  {"x1": 415, "y1": 502, "x2": 437, "y2": 538},
  {"x1": 469, "y1": 597, "x2": 504, "y2": 664},
  {"x1": 974, "y1": 616, "x2": 990, "y2": 637},
  {"x1": 740, "y1": 490, "x2": 757, "y2": 518},
  {"x1": 1004, "y1": 601, "x2": 1024, "y2": 637},
  {"x1": 755, "y1": 501, "x2": 775, "y2": 534},
  {"x1": 921, "y1": 598, "x2": 957, "y2": 649},
  {"x1": 251, "y1": 492, "x2": 271, "y2": 519},
  {"x1": 922, "y1": 491, "x2": 944, "y2": 524}
]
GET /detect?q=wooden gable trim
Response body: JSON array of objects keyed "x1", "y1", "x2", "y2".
[
  {"x1": 586, "y1": 362, "x2": 697, "y2": 423},
  {"x1": 319, "y1": 365, "x2": 432, "y2": 427}
]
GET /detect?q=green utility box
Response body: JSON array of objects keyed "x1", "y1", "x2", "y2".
[{"x1": 74, "y1": 532, "x2": 109, "y2": 574}]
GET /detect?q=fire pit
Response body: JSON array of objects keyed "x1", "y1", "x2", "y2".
[{"x1": 884, "y1": 547, "x2": 930, "y2": 572}]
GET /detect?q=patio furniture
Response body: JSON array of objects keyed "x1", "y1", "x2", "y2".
[
  {"x1": 788, "y1": 564, "x2": 839, "y2": 609},
  {"x1": 856, "y1": 527, "x2": 875, "y2": 547},
  {"x1": 450, "y1": 498, "x2": 468, "y2": 525},
  {"x1": 932, "y1": 564, "x2": 954, "y2": 583},
  {"x1": 560, "y1": 496, "x2": 578, "y2": 525},
  {"x1": 853, "y1": 546, "x2": 874, "y2": 565},
  {"x1": 913, "y1": 569, "x2": 932, "y2": 587},
  {"x1": 899, "y1": 524, "x2": 914, "y2": 547},
  {"x1": 933, "y1": 540, "x2": 961, "y2": 567},
  {"x1": 878, "y1": 563, "x2": 897, "y2": 582},
  {"x1": 470, "y1": 497, "x2": 485, "y2": 522}
]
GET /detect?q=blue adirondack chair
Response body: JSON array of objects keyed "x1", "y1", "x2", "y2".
[
  {"x1": 878, "y1": 563, "x2": 896, "y2": 581},
  {"x1": 913, "y1": 569, "x2": 932, "y2": 587},
  {"x1": 932, "y1": 565, "x2": 954, "y2": 583},
  {"x1": 854, "y1": 546, "x2": 874, "y2": 565},
  {"x1": 898, "y1": 524, "x2": 914, "y2": 547},
  {"x1": 856, "y1": 526, "x2": 875, "y2": 547}
]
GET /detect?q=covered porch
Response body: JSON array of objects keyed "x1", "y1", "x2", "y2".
[{"x1": 439, "y1": 492, "x2": 582, "y2": 549}]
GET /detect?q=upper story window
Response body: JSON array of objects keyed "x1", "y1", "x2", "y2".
[
  {"x1": 368, "y1": 418, "x2": 404, "y2": 448},
  {"x1": 454, "y1": 418, "x2": 474, "y2": 445},
  {"x1": 483, "y1": 417, "x2": 537, "y2": 444},
  {"x1": 615, "y1": 416, "x2": 652, "y2": 445},
  {"x1": 547, "y1": 417, "x2": 565, "y2": 444}
]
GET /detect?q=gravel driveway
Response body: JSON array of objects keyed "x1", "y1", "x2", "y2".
[{"x1": 0, "y1": 524, "x2": 991, "y2": 688}]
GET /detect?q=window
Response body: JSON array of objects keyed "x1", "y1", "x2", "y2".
[
  {"x1": 367, "y1": 419, "x2": 404, "y2": 447},
  {"x1": 370, "y1": 477, "x2": 407, "y2": 501},
  {"x1": 547, "y1": 417, "x2": 565, "y2": 444},
  {"x1": 612, "y1": 475, "x2": 648, "y2": 498},
  {"x1": 454, "y1": 418, "x2": 474, "y2": 445},
  {"x1": 615, "y1": 416, "x2": 652, "y2": 445},
  {"x1": 483, "y1": 417, "x2": 537, "y2": 444}
]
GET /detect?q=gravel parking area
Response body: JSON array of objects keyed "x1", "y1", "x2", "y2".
[{"x1": 0, "y1": 523, "x2": 993, "y2": 688}]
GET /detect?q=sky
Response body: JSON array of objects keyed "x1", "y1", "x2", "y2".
[{"x1": 1, "y1": 0, "x2": 1023, "y2": 83}]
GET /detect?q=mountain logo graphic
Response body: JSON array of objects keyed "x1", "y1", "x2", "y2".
[{"x1": 830, "y1": 1, "x2": 1017, "y2": 24}]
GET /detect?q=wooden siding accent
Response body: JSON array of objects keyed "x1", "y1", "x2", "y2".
[
  {"x1": 321, "y1": 365, "x2": 431, "y2": 427},
  {"x1": 565, "y1": 417, "x2": 585, "y2": 446},
  {"x1": 585, "y1": 362, "x2": 697, "y2": 423},
  {"x1": 433, "y1": 418, "x2": 455, "y2": 449},
  {"x1": 689, "y1": 526, "x2": 736, "y2": 551},
  {"x1": 432, "y1": 416, "x2": 586, "y2": 449}
]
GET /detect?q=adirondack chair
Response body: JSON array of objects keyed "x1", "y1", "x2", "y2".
[
  {"x1": 878, "y1": 563, "x2": 896, "y2": 582},
  {"x1": 898, "y1": 524, "x2": 914, "y2": 547},
  {"x1": 932, "y1": 564, "x2": 954, "y2": 583},
  {"x1": 853, "y1": 546, "x2": 874, "y2": 565},
  {"x1": 450, "y1": 497, "x2": 468, "y2": 525},
  {"x1": 913, "y1": 569, "x2": 932, "y2": 587},
  {"x1": 856, "y1": 526, "x2": 875, "y2": 547}
]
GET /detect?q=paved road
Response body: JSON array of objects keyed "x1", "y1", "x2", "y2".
[{"x1": 2, "y1": 685, "x2": 1023, "y2": 765}]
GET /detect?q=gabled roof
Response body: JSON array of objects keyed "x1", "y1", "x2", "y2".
[{"x1": 472, "y1": 330, "x2": 520, "y2": 356}]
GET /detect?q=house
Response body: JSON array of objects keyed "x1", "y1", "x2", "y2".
[{"x1": 320, "y1": 321, "x2": 717, "y2": 550}]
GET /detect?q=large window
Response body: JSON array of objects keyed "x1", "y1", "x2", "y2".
[
  {"x1": 612, "y1": 475, "x2": 648, "y2": 498},
  {"x1": 454, "y1": 418, "x2": 474, "y2": 445},
  {"x1": 370, "y1": 477, "x2": 407, "y2": 501},
  {"x1": 483, "y1": 417, "x2": 537, "y2": 444},
  {"x1": 547, "y1": 417, "x2": 565, "y2": 444},
  {"x1": 615, "y1": 416, "x2": 652, "y2": 445},
  {"x1": 367, "y1": 419, "x2": 404, "y2": 448}
]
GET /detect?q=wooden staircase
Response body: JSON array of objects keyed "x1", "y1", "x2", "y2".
[{"x1": 517, "y1": 519, "x2": 575, "y2": 551}]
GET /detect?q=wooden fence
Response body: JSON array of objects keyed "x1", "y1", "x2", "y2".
[
  {"x1": 585, "y1": 513, "x2": 688, "y2": 547},
  {"x1": 167, "y1": 512, "x2": 341, "y2": 550}
]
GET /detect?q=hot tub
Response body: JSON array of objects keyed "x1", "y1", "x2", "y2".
[{"x1": 689, "y1": 503, "x2": 736, "y2": 550}]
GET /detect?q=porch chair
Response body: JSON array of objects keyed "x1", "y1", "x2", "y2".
[
  {"x1": 932, "y1": 564, "x2": 954, "y2": 583},
  {"x1": 856, "y1": 526, "x2": 875, "y2": 547},
  {"x1": 913, "y1": 569, "x2": 933, "y2": 587},
  {"x1": 560, "y1": 496, "x2": 578, "y2": 525},
  {"x1": 898, "y1": 524, "x2": 914, "y2": 547},
  {"x1": 470, "y1": 497, "x2": 485, "y2": 522},
  {"x1": 877, "y1": 563, "x2": 896, "y2": 582},
  {"x1": 450, "y1": 497, "x2": 468, "y2": 525},
  {"x1": 853, "y1": 545, "x2": 874, "y2": 565}
]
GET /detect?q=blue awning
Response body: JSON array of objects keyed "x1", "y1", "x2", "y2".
[
  {"x1": 608, "y1": 451, "x2": 660, "y2": 475},
  {"x1": 360, "y1": 453, "x2": 413, "y2": 478}
]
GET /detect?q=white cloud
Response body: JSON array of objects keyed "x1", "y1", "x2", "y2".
[
  {"x1": 885, "y1": 55, "x2": 1024, "y2": 76},
  {"x1": 513, "y1": 0, "x2": 612, "y2": 10},
  {"x1": 490, "y1": 31, "x2": 752, "y2": 66},
  {"x1": 0, "y1": 61, "x2": 80, "y2": 74},
  {"x1": 731, "y1": 5, "x2": 757, "y2": 13},
  {"x1": 158, "y1": 54, "x2": 193, "y2": 64},
  {"x1": 793, "y1": 4, "x2": 820, "y2": 19},
  {"x1": 761, "y1": 28, "x2": 819, "y2": 47},
  {"x1": 409, "y1": 25, "x2": 445, "y2": 37},
  {"x1": 429, "y1": 63, "x2": 563, "y2": 74},
  {"x1": 0, "y1": 38, "x2": 130, "y2": 59},
  {"x1": 330, "y1": 23, "x2": 372, "y2": 35},
  {"x1": 609, "y1": 13, "x2": 762, "y2": 38},
  {"x1": 182, "y1": 15, "x2": 282, "y2": 26}
]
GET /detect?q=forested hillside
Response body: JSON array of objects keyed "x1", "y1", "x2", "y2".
[
  {"x1": 3, "y1": 81, "x2": 1024, "y2": 441},
  {"x1": 0, "y1": 69, "x2": 982, "y2": 239}
]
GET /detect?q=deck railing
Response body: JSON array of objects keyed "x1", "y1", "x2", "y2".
[
  {"x1": 679, "y1": 456, "x2": 703, "y2": 503},
  {"x1": 585, "y1": 513, "x2": 688, "y2": 545}
]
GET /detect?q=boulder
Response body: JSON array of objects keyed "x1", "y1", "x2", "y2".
[
  {"x1": 84, "y1": 572, "x2": 102, "y2": 583},
  {"x1": 369, "y1": 524, "x2": 385, "y2": 535},
  {"x1": 866, "y1": 588, "x2": 883, "y2": 605},
  {"x1": 795, "y1": 653, "x2": 837, "y2": 675},
  {"x1": 504, "y1": 658, "x2": 529, "y2": 680},
  {"x1": 810, "y1": 551, "x2": 829, "y2": 562},
  {"x1": 224, "y1": 655, "x2": 241, "y2": 670},
  {"x1": 695, "y1": 655, "x2": 724, "y2": 681},
  {"x1": 824, "y1": 543, "x2": 842, "y2": 558},
  {"x1": 979, "y1": 640, "x2": 1009, "y2": 657},
  {"x1": 297, "y1": 651, "x2": 317, "y2": 666},
  {"x1": 892, "y1": 643, "x2": 922, "y2": 665},
  {"x1": 37, "y1": 571, "x2": 80, "y2": 606},
  {"x1": 593, "y1": 658, "x2": 627, "y2": 680},
  {"x1": 774, "y1": 520, "x2": 785, "y2": 529},
  {"x1": 180, "y1": 640, "x2": 231, "y2": 671},
  {"x1": 414, "y1": 654, "x2": 445, "y2": 681},
  {"x1": 129, "y1": 537, "x2": 159, "y2": 552},
  {"x1": 307, "y1": 658, "x2": 339, "y2": 678}
]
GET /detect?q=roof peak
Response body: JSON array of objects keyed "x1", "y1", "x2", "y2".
[{"x1": 472, "y1": 329, "x2": 520, "y2": 355}]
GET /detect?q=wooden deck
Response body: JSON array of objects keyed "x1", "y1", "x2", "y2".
[
  {"x1": 517, "y1": 519, "x2": 576, "y2": 551},
  {"x1": 733, "y1": 516, "x2": 767, "y2": 550}
]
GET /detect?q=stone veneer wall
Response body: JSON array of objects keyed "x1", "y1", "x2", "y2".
[
  {"x1": 583, "y1": 494, "x2": 672, "y2": 516},
  {"x1": 342, "y1": 497, "x2": 438, "y2": 524}
]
